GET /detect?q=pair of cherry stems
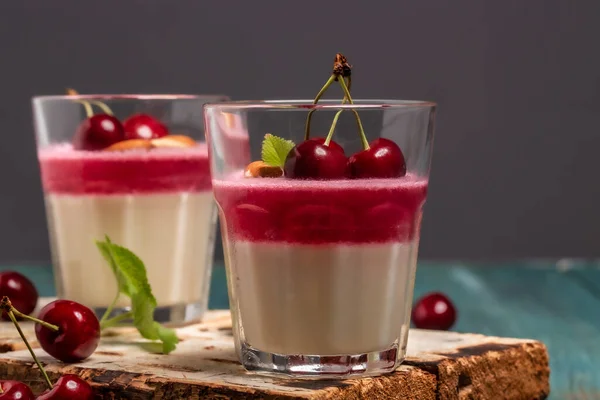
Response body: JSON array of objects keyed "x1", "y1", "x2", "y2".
[
  {"x1": 304, "y1": 74, "x2": 370, "y2": 150},
  {"x1": 0, "y1": 298, "x2": 126, "y2": 392},
  {"x1": 67, "y1": 89, "x2": 113, "y2": 118}
]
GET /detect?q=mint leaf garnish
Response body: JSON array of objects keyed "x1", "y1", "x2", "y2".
[
  {"x1": 96, "y1": 240, "x2": 145, "y2": 298},
  {"x1": 261, "y1": 134, "x2": 295, "y2": 167},
  {"x1": 96, "y1": 236, "x2": 179, "y2": 354}
]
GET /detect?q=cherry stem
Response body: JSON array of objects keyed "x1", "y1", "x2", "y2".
[
  {"x1": 324, "y1": 110, "x2": 342, "y2": 146},
  {"x1": 6, "y1": 310, "x2": 53, "y2": 390},
  {"x1": 89, "y1": 101, "x2": 113, "y2": 115},
  {"x1": 346, "y1": 75, "x2": 352, "y2": 97},
  {"x1": 337, "y1": 77, "x2": 369, "y2": 150},
  {"x1": 76, "y1": 100, "x2": 94, "y2": 118},
  {"x1": 10, "y1": 309, "x2": 59, "y2": 332},
  {"x1": 0, "y1": 383, "x2": 3, "y2": 394},
  {"x1": 100, "y1": 311, "x2": 134, "y2": 330},
  {"x1": 67, "y1": 88, "x2": 113, "y2": 117},
  {"x1": 324, "y1": 76, "x2": 352, "y2": 146},
  {"x1": 99, "y1": 293, "x2": 120, "y2": 325},
  {"x1": 304, "y1": 74, "x2": 337, "y2": 141}
]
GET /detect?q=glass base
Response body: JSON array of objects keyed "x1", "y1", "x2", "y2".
[
  {"x1": 240, "y1": 342, "x2": 402, "y2": 380},
  {"x1": 94, "y1": 301, "x2": 206, "y2": 325}
]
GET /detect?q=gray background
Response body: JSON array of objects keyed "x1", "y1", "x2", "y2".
[{"x1": 1, "y1": 0, "x2": 598, "y2": 264}]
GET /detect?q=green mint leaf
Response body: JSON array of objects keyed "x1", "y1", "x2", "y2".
[
  {"x1": 131, "y1": 293, "x2": 159, "y2": 339},
  {"x1": 261, "y1": 133, "x2": 295, "y2": 167},
  {"x1": 157, "y1": 324, "x2": 179, "y2": 354},
  {"x1": 130, "y1": 294, "x2": 178, "y2": 353},
  {"x1": 96, "y1": 239, "x2": 132, "y2": 297},
  {"x1": 96, "y1": 236, "x2": 154, "y2": 300},
  {"x1": 96, "y1": 236, "x2": 179, "y2": 354}
]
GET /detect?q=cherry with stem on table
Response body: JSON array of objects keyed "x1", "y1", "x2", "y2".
[
  {"x1": 0, "y1": 296, "x2": 95, "y2": 399},
  {"x1": 34, "y1": 299, "x2": 101, "y2": 363}
]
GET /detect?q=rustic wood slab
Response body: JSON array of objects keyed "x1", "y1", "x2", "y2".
[{"x1": 0, "y1": 307, "x2": 549, "y2": 399}]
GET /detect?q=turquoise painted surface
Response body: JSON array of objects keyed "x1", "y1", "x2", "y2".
[{"x1": 2, "y1": 260, "x2": 598, "y2": 399}]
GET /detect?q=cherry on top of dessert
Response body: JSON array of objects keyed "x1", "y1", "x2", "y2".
[
  {"x1": 67, "y1": 90, "x2": 198, "y2": 152},
  {"x1": 283, "y1": 139, "x2": 347, "y2": 179},
  {"x1": 308, "y1": 137, "x2": 345, "y2": 155},
  {"x1": 72, "y1": 113, "x2": 125, "y2": 151},
  {"x1": 68, "y1": 89, "x2": 125, "y2": 151},
  {"x1": 123, "y1": 113, "x2": 169, "y2": 140},
  {"x1": 348, "y1": 138, "x2": 407, "y2": 179},
  {"x1": 244, "y1": 53, "x2": 407, "y2": 180}
]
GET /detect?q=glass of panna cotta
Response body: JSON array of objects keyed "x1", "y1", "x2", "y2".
[
  {"x1": 33, "y1": 94, "x2": 248, "y2": 323},
  {"x1": 205, "y1": 99, "x2": 436, "y2": 378}
]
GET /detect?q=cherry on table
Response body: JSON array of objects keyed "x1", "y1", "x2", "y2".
[
  {"x1": 284, "y1": 140, "x2": 347, "y2": 179},
  {"x1": 37, "y1": 375, "x2": 94, "y2": 400},
  {"x1": 0, "y1": 272, "x2": 38, "y2": 321},
  {"x1": 35, "y1": 300, "x2": 100, "y2": 363},
  {"x1": 72, "y1": 114, "x2": 125, "y2": 151},
  {"x1": 0, "y1": 380, "x2": 35, "y2": 400},
  {"x1": 412, "y1": 292, "x2": 457, "y2": 330},
  {"x1": 348, "y1": 138, "x2": 406, "y2": 178},
  {"x1": 123, "y1": 113, "x2": 168, "y2": 140},
  {"x1": 308, "y1": 137, "x2": 345, "y2": 155}
]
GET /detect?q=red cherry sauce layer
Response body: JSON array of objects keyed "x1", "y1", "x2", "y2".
[
  {"x1": 213, "y1": 174, "x2": 428, "y2": 244},
  {"x1": 38, "y1": 144, "x2": 211, "y2": 195}
]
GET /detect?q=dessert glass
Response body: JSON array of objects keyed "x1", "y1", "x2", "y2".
[
  {"x1": 33, "y1": 94, "x2": 244, "y2": 323},
  {"x1": 205, "y1": 99, "x2": 436, "y2": 378}
]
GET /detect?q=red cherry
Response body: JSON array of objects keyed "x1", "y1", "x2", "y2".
[
  {"x1": 348, "y1": 138, "x2": 406, "y2": 178},
  {"x1": 412, "y1": 292, "x2": 457, "y2": 330},
  {"x1": 35, "y1": 300, "x2": 100, "y2": 363},
  {"x1": 37, "y1": 375, "x2": 93, "y2": 400},
  {"x1": 0, "y1": 381, "x2": 35, "y2": 400},
  {"x1": 123, "y1": 113, "x2": 168, "y2": 140},
  {"x1": 283, "y1": 140, "x2": 347, "y2": 179},
  {"x1": 0, "y1": 272, "x2": 38, "y2": 321},
  {"x1": 308, "y1": 137, "x2": 345, "y2": 155},
  {"x1": 72, "y1": 114, "x2": 125, "y2": 151}
]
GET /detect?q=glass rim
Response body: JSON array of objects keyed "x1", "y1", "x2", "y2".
[
  {"x1": 32, "y1": 94, "x2": 230, "y2": 102},
  {"x1": 204, "y1": 99, "x2": 436, "y2": 110}
]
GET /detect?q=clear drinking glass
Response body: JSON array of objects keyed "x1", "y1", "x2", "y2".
[
  {"x1": 205, "y1": 99, "x2": 436, "y2": 378},
  {"x1": 32, "y1": 94, "x2": 240, "y2": 323}
]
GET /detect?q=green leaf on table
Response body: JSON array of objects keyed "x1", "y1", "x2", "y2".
[
  {"x1": 95, "y1": 236, "x2": 179, "y2": 354},
  {"x1": 261, "y1": 133, "x2": 295, "y2": 167},
  {"x1": 130, "y1": 293, "x2": 178, "y2": 354},
  {"x1": 157, "y1": 324, "x2": 179, "y2": 354}
]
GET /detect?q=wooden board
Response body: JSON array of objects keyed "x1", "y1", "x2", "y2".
[{"x1": 0, "y1": 308, "x2": 549, "y2": 399}]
